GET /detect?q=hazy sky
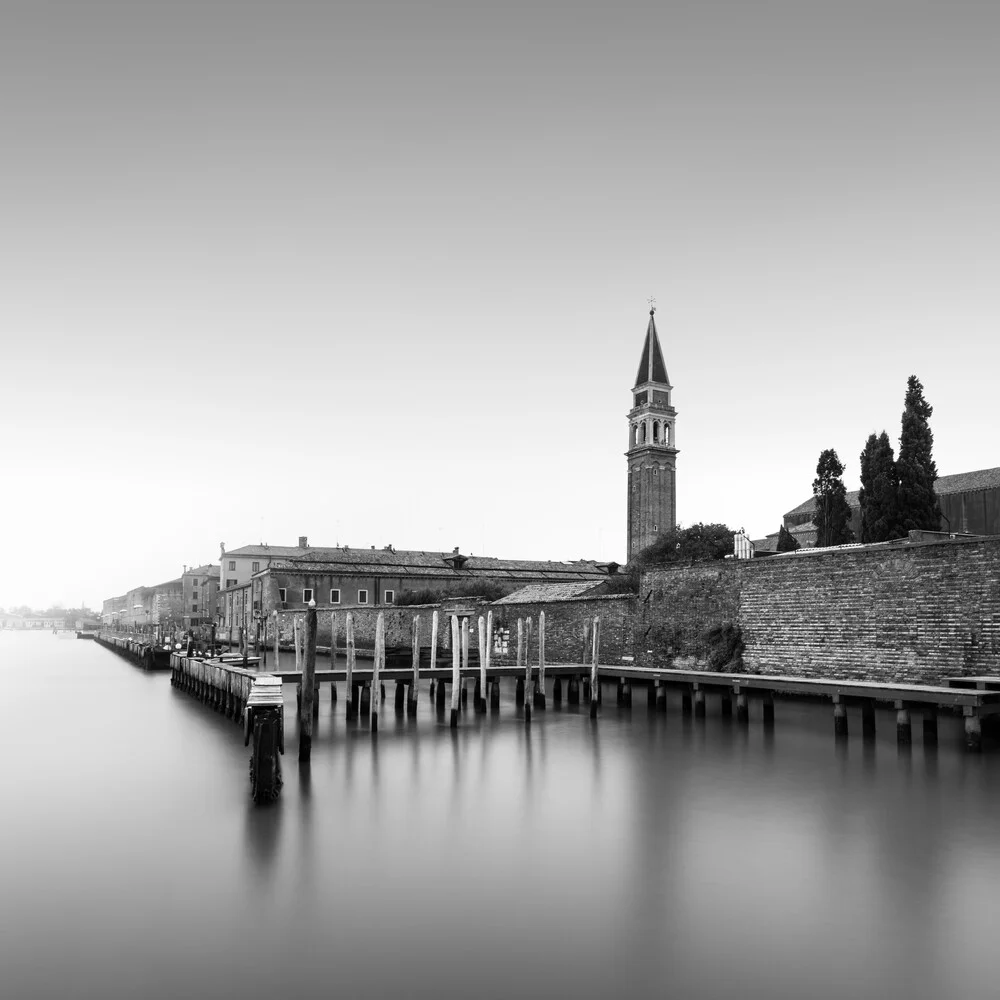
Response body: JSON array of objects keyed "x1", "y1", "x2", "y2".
[{"x1": 2, "y1": 0, "x2": 998, "y2": 610}]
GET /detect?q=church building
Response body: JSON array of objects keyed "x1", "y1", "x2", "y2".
[{"x1": 626, "y1": 307, "x2": 678, "y2": 559}]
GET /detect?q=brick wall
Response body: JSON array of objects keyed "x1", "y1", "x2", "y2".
[
  {"x1": 489, "y1": 595, "x2": 637, "y2": 667},
  {"x1": 640, "y1": 536, "x2": 1000, "y2": 683}
]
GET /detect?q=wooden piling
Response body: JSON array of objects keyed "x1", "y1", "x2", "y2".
[
  {"x1": 589, "y1": 616, "x2": 600, "y2": 718},
  {"x1": 394, "y1": 680, "x2": 406, "y2": 715},
  {"x1": 694, "y1": 685, "x2": 705, "y2": 718},
  {"x1": 861, "y1": 699, "x2": 876, "y2": 740},
  {"x1": 833, "y1": 696, "x2": 848, "y2": 738},
  {"x1": 346, "y1": 613, "x2": 357, "y2": 720},
  {"x1": 964, "y1": 708, "x2": 981, "y2": 752},
  {"x1": 360, "y1": 681, "x2": 371, "y2": 715},
  {"x1": 429, "y1": 610, "x2": 439, "y2": 701},
  {"x1": 329, "y1": 612, "x2": 337, "y2": 704},
  {"x1": 515, "y1": 619, "x2": 525, "y2": 706},
  {"x1": 372, "y1": 613, "x2": 384, "y2": 734},
  {"x1": 460, "y1": 617, "x2": 469, "y2": 710},
  {"x1": 655, "y1": 680, "x2": 666, "y2": 713},
  {"x1": 922, "y1": 706, "x2": 938, "y2": 745},
  {"x1": 408, "y1": 615, "x2": 420, "y2": 717},
  {"x1": 720, "y1": 691, "x2": 733, "y2": 717},
  {"x1": 272, "y1": 611, "x2": 279, "y2": 672},
  {"x1": 736, "y1": 689, "x2": 749, "y2": 724},
  {"x1": 895, "y1": 701, "x2": 911, "y2": 745},
  {"x1": 762, "y1": 693, "x2": 775, "y2": 727},
  {"x1": 535, "y1": 611, "x2": 546, "y2": 710},
  {"x1": 299, "y1": 604, "x2": 317, "y2": 762},
  {"x1": 682, "y1": 687, "x2": 692, "y2": 716},
  {"x1": 450, "y1": 616, "x2": 460, "y2": 728},
  {"x1": 486, "y1": 610, "x2": 498, "y2": 715},
  {"x1": 553, "y1": 677, "x2": 562, "y2": 706},
  {"x1": 477, "y1": 616, "x2": 487, "y2": 714},
  {"x1": 524, "y1": 616, "x2": 533, "y2": 724}
]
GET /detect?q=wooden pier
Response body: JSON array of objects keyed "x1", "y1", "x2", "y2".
[{"x1": 96, "y1": 633, "x2": 174, "y2": 671}]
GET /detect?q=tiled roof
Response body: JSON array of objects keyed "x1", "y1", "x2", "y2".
[
  {"x1": 185, "y1": 564, "x2": 216, "y2": 576},
  {"x1": 493, "y1": 582, "x2": 606, "y2": 604},
  {"x1": 783, "y1": 467, "x2": 1000, "y2": 519},
  {"x1": 264, "y1": 550, "x2": 606, "y2": 583}
]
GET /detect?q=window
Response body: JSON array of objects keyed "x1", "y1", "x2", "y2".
[
  {"x1": 330, "y1": 589, "x2": 341, "y2": 604},
  {"x1": 192, "y1": 589, "x2": 198, "y2": 598},
  {"x1": 303, "y1": 588, "x2": 313, "y2": 603},
  {"x1": 358, "y1": 589, "x2": 368, "y2": 605},
  {"x1": 226, "y1": 579, "x2": 237, "y2": 588},
  {"x1": 278, "y1": 588, "x2": 286, "y2": 603},
  {"x1": 228, "y1": 561, "x2": 236, "y2": 571},
  {"x1": 653, "y1": 524, "x2": 659, "y2": 532},
  {"x1": 252, "y1": 561, "x2": 260, "y2": 573},
  {"x1": 191, "y1": 604, "x2": 198, "y2": 612},
  {"x1": 384, "y1": 589, "x2": 394, "y2": 604}
]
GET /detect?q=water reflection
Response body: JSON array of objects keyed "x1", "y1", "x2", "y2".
[{"x1": 5, "y1": 632, "x2": 1000, "y2": 1000}]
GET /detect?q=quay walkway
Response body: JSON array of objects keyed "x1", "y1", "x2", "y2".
[{"x1": 167, "y1": 651, "x2": 1000, "y2": 752}]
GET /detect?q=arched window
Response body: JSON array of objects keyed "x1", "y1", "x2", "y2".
[
  {"x1": 653, "y1": 421, "x2": 661, "y2": 443},
  {"x1": 640, "y1": 422, "x2": 647, "y2": 444}
]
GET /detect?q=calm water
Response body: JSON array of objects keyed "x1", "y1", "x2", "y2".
[{"x1": 3, "y1": 631, "x2": 1000, "y2": 999}]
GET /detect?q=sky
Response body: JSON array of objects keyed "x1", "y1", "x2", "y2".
[{"x1": 1, "y1": 0, "x2": 998, "y2": 611}]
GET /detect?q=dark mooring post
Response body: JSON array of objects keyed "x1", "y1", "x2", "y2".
[
  {"x1": 682, "y1": 685, "x2": 692, "y2": 716},
  {"x1": 460, "y1": 618, "x2": 469, "y2": 708},
  {"x1": 346, "y1": 612, "x2": 357, "y2": 720},
  {"x1": 408, "y1": 614, "x2": 420, "y2": 717},
  {"x1": 922, "y1": 705, "x2": 938, "y2": 746},
  {"x1": 720, "y1": 690, "x2": 732, "y2": 718},
  {"x1": 515, "y1": 618, "x2": 525, "y2": 706},
  {"x1": 833, "y1": 695, "x2": 848, "y2": 739},
  {"x1": 861, "y1": 699, "x2": 876, "y2": 741},
  {"x1": 329, "y1": 611, "x2": 337, "y2": 704},
  {"x1": 299, "y1": 602, "x2": 318, "y2": 762},
  {"x1": 534, "y1": 611, "x2": 546, "y2": 710},
  {"x1": 429, "y1": 609, "x2": 439, "y2": 702},
  {"x1": 372, "y1": 613, "x2": 384, "y2": 734},
  {"x1": 895, "y1": 700, "x2": 911, "y2": 746},
  {"x1": 524, "y1": 616, "x2": 533, "y2": 724},
  {"x1": 476, "y1": 615, "x2": 487, "y2": 714},
  {"x1": 246, "y1": 683, "x2": 284, "y2": 805},
  {"x1": 964, "y1": 707, "x2": 982, "y2": 753},
  {"x1": 655, "y1": 680, "x2": 667, "y2": 714},
  {"x1": 589, "y1": 615, "x2": 600, "y2": 719},
  {"x1": 394, "y1": 680, "x2": 406, "y2": 716},
  {"x1": 762, "y1": 693, "x2": 775, "y2": 728},
  {"x1": 450, "y1": 615, "x2": 460, "y2": 729},
  {"x1": 694, "y1": 684, "x2": 705, "y2": 719},
  {"x1": 736, "y1": 688, "x2": 749, "y2": 724}
]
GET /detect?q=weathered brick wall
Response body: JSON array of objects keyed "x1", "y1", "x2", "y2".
[
  {"x1": 640, "y1": 537, "x2": 1000, "y2": 683},
  {"x1": 489, "y1": 595, "x2": 637, "y2": 666}
]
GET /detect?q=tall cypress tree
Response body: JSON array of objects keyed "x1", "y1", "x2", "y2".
[
  {"x1": 813, "y1": 448, "x2": 854, "y2": 547},
  {"x1": 896, "y1": 375, "x2": 941, "y2": 532},
  {"x1": 776, "y1": 525, "x2": 800, "y2": 552},
  {"x1": 859, "y1": 430, "x2": 901, "y2": 542}
]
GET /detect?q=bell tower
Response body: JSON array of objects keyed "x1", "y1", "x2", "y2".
[{"x1": 627, "y1": 306, "x2": 678, "y2": 559}]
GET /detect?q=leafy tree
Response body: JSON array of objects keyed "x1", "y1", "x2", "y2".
[
  {"x1": 896, "y1": 375, "x2": 941, "y2": 532},
  {"x1": 812, "y1": 448, "x2": 854, "y2": 546},
  {"x1": 395, "y1": 580, "x2": 512, "y2": 606},
  {"x1": 859, "y1": 430, "x2": 903, "y2": 542},
  {"x1": 776, "y1": 525, "x2": 800, "y2": 552},
  {"x1": 606, "y1": 522, "x2": 736, "y2": 593}
]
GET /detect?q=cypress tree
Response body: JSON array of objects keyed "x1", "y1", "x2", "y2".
[
  {"x1": 896, "y1": 375, "x2": 941, "y2": 532},
  {"x1": 812, "y1": 448, "x2": 854, "y2": 547},
  {"x1": 776, "y1": 525, "x2": 800, "y2": 552},
  {"x1": 859, "y1": 430, "x2": 901, "y2": 542}
]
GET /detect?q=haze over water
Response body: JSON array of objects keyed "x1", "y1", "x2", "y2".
[{"x1": 4, "y1": 632, "x2": 1000, "y2": 999}]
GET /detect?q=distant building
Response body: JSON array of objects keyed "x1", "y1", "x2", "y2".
[
  {"x1": 181, "y1": 564, "x2": 218, "y2": 630},
  {"x1": 216, "y1": 540, "x2": 611, "y2": 641},
  {"x1": 774, "y1": 467, "x2": 1000, "y2": 547}
]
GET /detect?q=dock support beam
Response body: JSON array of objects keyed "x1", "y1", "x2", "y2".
[
  {"x1": 861, "y1": 700, "x2": 876, "y2": 741},
  {"x1": 964, "y1": 708, "x2": 981, "y2": 753},
  {"x1": 736, "y1": 690, "x2": 749, "y2": 724},
  {"x1": 895, "y1": 701, "x2": 912, "y2": 745},
  {"x1": 655, "y1": 681, "x2": 667, "y2": 714},
  {"x1": 693, "y1": 685, "x2": 705, "y2": 719},
  {"x1": 922, "y1": 706, "x2": 938, "y2": 746},
  {"x1": 568, "y1": 676, "x2": 580, "y2": 705},
  {"x1": 720, "y1": 691, "x2": 732, "y2": 718},
  {"x1": 682, "y1": 687, "x2": 692, "y2": 716},
  {"x1": 762, "y1": 693, "x2": 774, "y2": 727},
  {"x1": 553, "y1": 677, "x2": 562, "y2": 706},
  {"x1": 833, "y1": 696, "x2": 848, "y2": 739}
]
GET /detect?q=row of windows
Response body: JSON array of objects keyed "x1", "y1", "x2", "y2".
[
  {"x1": 227, "y1": 560, "x2": 262, "y2": 572},
  {"x1": 276, "y1": 588, "x2": 394, "y2": 606}
]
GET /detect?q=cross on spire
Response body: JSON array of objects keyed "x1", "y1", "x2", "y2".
[{"x1": 647, "y1": 295, "x2": 656, "y2": 314}]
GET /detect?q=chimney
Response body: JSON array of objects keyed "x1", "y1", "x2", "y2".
[{"x1": 298, "y1": 536, "x2": 308, "y2": 548}]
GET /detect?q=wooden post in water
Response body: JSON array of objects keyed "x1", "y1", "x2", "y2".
[
  {"x1": 299, "y1": 602, "x2": 318, "y2": 762},
  {"x1": 476, "y1": 616, "x2": 487, "y2": 714},
  {"x1": 346, "y1": 613, "x2": 357, "y2": 720},
  {"x1": 762, "y1": 693, "x2": 775, "y2": 727},
  {"x1": 736, "y1": 686, "x2": 749, "y2": 724},
  {"x1": 429, "y1": 610, "x2": 439, "y2": 700},
  {"x1": 861, "y1": 699, "x2": 875, "y2": 740},
  {"x1": 460, "y1": 617, "x2": 470, "y2": 707},
  {"x1": 486, "y1": 610, "x2": 499, "y2": 714},
  {"x1": 534, "y1": 611, "x2": 546, "y2": 710},
  {"x1": 922, "y1": 705, "x2": 938, "y2": 745},
  {"x1": 515, "y1": 618, "x2": 525, "y2": 706},
  {"x1": 372, "y1": 612, "x2": 384, "y2": 734},
  {"x1": 450, "y1": 616, "x2": 461, "y2": 728},
  {"x1": 408, "y1": 615, "x2": 420, "y2": 717},
  {"x1": 589, "y1": 616, "x2": 600, "y2": 718},
  {"x1": 272, "y1": 611, "x2": 279, "y2": 672},
  {"x1": 329, "y1": 612, "x2": 337, "y2": 704},
  {"x1": 833, "y1": 695, "x2": 848, "y2": 738},
  {"x1": 964, "y1": 707, "x2": 981, "y2": 752},
  {"x1": 895, "y1": 700, "x2": 911, "y2": 745}
]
